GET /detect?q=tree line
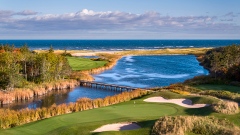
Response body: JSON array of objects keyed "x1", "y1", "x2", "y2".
[
  {"x1": 198, "y1": 44, "x2": 240, "y2": 81},
  {"x1": 0, "y1": 44, "x2": 71, "y2": 91}
]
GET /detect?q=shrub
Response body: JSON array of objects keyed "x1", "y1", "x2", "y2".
[
  {"x1": 171, "y1": 89, "x2": 190, "y2": 95},
  {"x1": 166, "y1": 83, "x2": 200, "y2": 93},
  {"x1": 184, "y1": 75, "x2": 227, "y2": 85},
  {"x1": 212, "y1": 100, "x2": 239, "y2": 114},
  {"x1": 152, "y1": 116, "x2": 240, "y2": 135},
  {"x1": 200, "y1": 90, "x2": 240, "y2": 102}
]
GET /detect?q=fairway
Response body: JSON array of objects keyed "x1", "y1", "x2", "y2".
[
  {"x1": 0, "y1": 92, "x2": 239, "y2": 135},
  {"x1": 66, "y1": 56, "x2": 108, "y2": 71},
  {"x1": 0, "y1": 95, "x2": 180, "y2": 135}
]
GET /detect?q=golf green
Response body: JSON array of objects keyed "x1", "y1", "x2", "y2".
[{"x1": 0, "y1": 99, "x2": 178, "y2": 135}]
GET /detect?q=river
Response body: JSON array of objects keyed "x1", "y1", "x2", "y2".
[{"x1": 1, "y1": 55, "x2": 208, "y2": 110}]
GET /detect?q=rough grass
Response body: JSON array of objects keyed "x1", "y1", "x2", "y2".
[
  {"x1": 1, "y1": 91, "x2": 239, "y2": 135},
  {"x1": 0, "y1": 98, "x2": 178, "y2": 135},
  {"x1": 116, "y1": 48, "x2": 211, "y2": 56},
  {"x1": 34, "y1": 48, "x2": 211, "y2": 56},
  {"x1": 194, "y1": 84, "x2": 240, "y2": 93},
  {"x1": 152, "y1": 116, "x2": 240, "y2": 135},
  {"x1": 152, "y1": 91, "x2": 219, "y2": 104},
  {"x1": 212, "y1": 100, "x2": 239, "y2": 114},
  {"x1": 66, "y1": 56, "x2": 108, "y2": 71}
]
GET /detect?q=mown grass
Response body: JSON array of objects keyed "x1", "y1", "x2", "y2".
[
  {"x1": 1, "y1": 91, "x2": 235, "y2": 135},
  {"x1": 66, "y1": 56, "x2": 108, "y2": 71},
  {"x1": 194, "y1": 84, "x2": 240, "y2": 93},
  {"x1": 0, "y1": 96, "x2": 178, "y2": 135}
]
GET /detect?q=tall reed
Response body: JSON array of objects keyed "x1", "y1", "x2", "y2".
[{"x1": 0, "y1": 89, "x2": 149, "y2": 129}]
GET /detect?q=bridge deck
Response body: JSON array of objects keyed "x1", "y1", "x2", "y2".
[{"x1": 79, "y1": 80, "x2": 146, "y2": 92}]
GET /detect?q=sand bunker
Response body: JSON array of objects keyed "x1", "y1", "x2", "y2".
[
  {"x1": 144, "y1": 97, "x2": 210, "y2": 108},
  {"x1": 92, "y1": 122, "x2": 141, "y2": 132}
]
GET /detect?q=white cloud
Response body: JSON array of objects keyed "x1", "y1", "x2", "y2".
[
  {"x1": 1, "y1": 9, "x2": 219, "y2": 30},
  {"x1": 0, "y1": 10, "x2": 38, "y2": 18},
  {"x1": 0, "y1": 9, "x2": 239, "y2": 39},
  {"x1": 15, "y1": 10, "x2": 38, "y2": 16}
]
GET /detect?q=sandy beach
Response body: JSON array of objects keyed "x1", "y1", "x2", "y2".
[{"x1": 71, "y1": 51, "x2": 117, "y2": 56}]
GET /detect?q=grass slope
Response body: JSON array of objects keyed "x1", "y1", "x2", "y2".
[
  {"x1": 194, "y1": 84, "x2": 240, "y2": 93},
  {"x1": 66, "y1": 57, "x2": 108, "y2": 71},
  {"x1": 0, "y1": 98, "x2": 178, "y2": 135}
]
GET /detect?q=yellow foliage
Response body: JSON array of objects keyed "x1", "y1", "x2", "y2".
[{"x1": 171, "y1": 89, "x2": 190, "y2": 95}]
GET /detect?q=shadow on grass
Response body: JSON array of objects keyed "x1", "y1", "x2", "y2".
[
  {"x1": 185, "y1": 106, "x2": 213, "y2": 116},
  {"x1": 187, "y1": 96, "x2": 216, "y2": 104}
]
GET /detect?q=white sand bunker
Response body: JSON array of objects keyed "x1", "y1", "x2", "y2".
[
  {"x1": 144, "y1": 97, "x2": 210, "y2": 108},
  {"x1": 92, "y1": 122, "x2": 141, "y2": 132}
]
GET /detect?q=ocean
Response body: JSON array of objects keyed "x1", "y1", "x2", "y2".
[{"x1": 0, "y1": 40, "x2": 239, "y2": 50}]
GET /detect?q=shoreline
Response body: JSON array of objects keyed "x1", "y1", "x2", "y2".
[
  {"x1": 34, "y1": 47, "x2": 212, "y2": 56},
  {"x1": 0, "y1": 47, "x2": 211, "y2": 106},
  {"x1": 68, "y1": 47, "x2": 211, "y2": 79}
]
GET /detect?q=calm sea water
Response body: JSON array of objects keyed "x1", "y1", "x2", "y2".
[{"x1": 0, "y1": 40, "x2": 239, "y2": 50}]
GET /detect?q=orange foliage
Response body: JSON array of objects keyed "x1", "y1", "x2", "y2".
[{"x1": 0, "y1": 79, "x2": 79, "y2": 105}]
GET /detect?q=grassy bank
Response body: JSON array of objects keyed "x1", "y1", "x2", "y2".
[
  {"x1": 194, "y1": 84, "x2": 240, "y2": 93},
  {"x1": 35, "y1": 48, "x2": 211, "y2": 56},
  {"x1": 1, "y1": 91, "x2": 239, "y2": 135},
  {"x1": 116, "y1": 48, "x2": 211, "y2": 56}
]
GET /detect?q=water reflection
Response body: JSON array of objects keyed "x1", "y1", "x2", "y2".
[{"x1": 1, "y1": 87, "x2": 120, "y2": 110}]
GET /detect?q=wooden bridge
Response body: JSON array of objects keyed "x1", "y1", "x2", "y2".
[{"x1": 79, "y1": 80, "x2": 142, "y2": 92}]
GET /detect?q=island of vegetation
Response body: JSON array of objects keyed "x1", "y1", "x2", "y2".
[{"x1": 0, "y1": 44, "x2": 240, "y2": 135}]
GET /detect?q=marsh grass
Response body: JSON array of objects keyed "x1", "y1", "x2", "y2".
[
  {"x1": 1, "y1": 91, "x2": 240, "y2": 135},
  {"x1": 0, "y1": 79, "x2": 79, "y2": 105},
  {"x1": 0, "y1": 90, "x2": 148, "y2": 129},
  {"x1": 116, "y1": 48, "x2": 211, "y2": 56}
]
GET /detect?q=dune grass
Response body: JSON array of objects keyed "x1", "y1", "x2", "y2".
[
  {"x1": 116, "y1": 48, "x2": 211, "y2": 56},
  {"x1": 194, "y1": 84, "x2": 240, "y2": 93},
  {"x1": 0, "y1": 91, "x2": 233, "y2": 135},
  {"x1": 66, "y1": 56, "x2": 108, "y2": 71}
]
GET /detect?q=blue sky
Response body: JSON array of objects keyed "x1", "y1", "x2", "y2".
[{"x1": 0, "y1": 0, "x2": 240, "y2": 39}]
